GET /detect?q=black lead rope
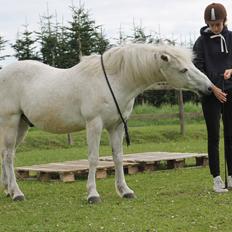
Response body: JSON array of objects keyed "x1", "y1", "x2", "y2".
[
  {"x1": 100, "y1": 54, "x2": 130, "y2": 146},
  {"x1": 221, "y1": 74, "x2": 228, "y2": 188}
]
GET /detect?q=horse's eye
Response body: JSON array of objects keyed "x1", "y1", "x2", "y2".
[{"x1": 180, "y1": 68, "x2": 188, "y2": 73}]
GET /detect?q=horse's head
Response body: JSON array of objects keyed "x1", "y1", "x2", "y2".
[{"x1": 158, "y1": 46, "x2": 212, "y2": 95}]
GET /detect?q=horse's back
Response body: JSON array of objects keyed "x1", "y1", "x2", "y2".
[
  {"x1": 0, "y1": 61, "x2": 61, "y2": 116},
  {"x1": 0, "y1": 60, "x2": 57, "y2": 82}
]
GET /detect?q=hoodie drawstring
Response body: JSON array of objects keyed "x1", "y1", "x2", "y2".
[{"x1": 210, "y1": 34, "x2": 229, "y2": 53}]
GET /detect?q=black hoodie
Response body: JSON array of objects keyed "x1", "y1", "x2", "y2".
[{"x1": 193, "y1": 26, "x2": 232, "y2": 90}]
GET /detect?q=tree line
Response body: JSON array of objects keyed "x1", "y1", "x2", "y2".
[{"x1": 0, "y1": 4, "x2": 199, "y2": 106}]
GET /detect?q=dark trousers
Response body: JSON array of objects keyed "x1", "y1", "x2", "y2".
[{"x1": 202, "y1": 90, "x2": 232, "y2": 177}]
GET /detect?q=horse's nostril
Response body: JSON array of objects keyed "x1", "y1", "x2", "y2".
[{"x1": 208, "y1": 87, "x2": 212, "y2": 92}]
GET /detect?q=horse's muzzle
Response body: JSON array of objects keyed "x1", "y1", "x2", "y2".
[{"x1": 198, "y1": 86, "x2": 212, "y2": 97}]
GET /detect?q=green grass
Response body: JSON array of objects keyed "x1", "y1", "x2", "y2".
[
  {"x1": 133, "y1": 102, "x2": 202, "y2": 114},
  {"x1": 130, "y1": 102, "x2": 204, "y2": 127},
  {"x1": 2, "y1": 168, "x2": 232, "y2": 232},
  {"x1": 1, "y1": 105, "x2": 231, "y2": 232}
]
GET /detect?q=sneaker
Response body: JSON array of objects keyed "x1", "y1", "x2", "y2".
[
  {"x1": 213, "y1": 176, "x2": 228, "y2": 193},
  {"x1": 227, "y1": 176, "x2": 232, "y2": 189}
]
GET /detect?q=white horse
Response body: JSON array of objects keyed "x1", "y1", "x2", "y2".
[{"x1": 0, "y1": 43, "x2": 212, "y2": 203}]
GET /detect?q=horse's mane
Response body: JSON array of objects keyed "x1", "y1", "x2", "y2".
[
  {"x1": 76, "y1": 43, "x2": 193, "y2": 81},
  {"x1": 158, "y1": 44, "x2": 194, "y2": 62},
  {"x1": 77, "y1": 46, "x2": 126, "y2": 76}
]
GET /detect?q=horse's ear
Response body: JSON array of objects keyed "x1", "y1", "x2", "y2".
[{"x1": 161, "y1": 54, "x2": 169, "y2": 62}]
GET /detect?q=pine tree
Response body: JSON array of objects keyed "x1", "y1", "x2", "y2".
[
  {"x1": 12, "y1": 24, "x2": 38, "y2": 60},
  {"x1": 0, "y1": 35, "x2": 9, "y2": 68},
  {"x1": 94, "y1": 26, "x2": 110, "y2": 54},
  {"x1": 55, "y1": 20, "x2": 73, "y2": 68},
  {"x1": 0, "y1": 35, "x2": 7, "y2": 60},
  {"x1": 123, "y1": 21, "x2": 155, "y2": 44},
  {"x1": 132, "y1": 23, "x2": 148, "y2": 43},
  {"x1": 37, "y1": 12, "x2": 58, "y2": 66},
  {"x1": 66, "y1": 4, "x2": 109, "y2": 66}
]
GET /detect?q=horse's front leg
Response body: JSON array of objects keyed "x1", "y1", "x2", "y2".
[
  {"x1": 109, "y1": 124, "x2": 135, "y2": 199},
  {"x1": 86, "y1": 117, "x2": 103, "y2": 204}
]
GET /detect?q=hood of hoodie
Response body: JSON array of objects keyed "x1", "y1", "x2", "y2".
[
  {"x1": 200, "y1": 25, "x2": 228, "y2": 37},
  {"x1": 199, "y1": 25, "x2": 229, "y2": 54}
]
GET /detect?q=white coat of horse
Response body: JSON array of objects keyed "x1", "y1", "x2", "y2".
[{"x1": 0, "y1": 43, "x2": 212, "y2": 203}]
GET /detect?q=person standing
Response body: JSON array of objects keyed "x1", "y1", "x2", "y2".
[{"x1": 193, "y1": 3, "x2": 232, "y2": 193}]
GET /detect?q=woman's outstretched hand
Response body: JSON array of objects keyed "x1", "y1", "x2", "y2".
[{"x1": 211, "y1": 84, "x2": 227, "y2": 103}]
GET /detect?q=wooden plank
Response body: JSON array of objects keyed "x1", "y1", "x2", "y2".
[
  {"x1": 96, "y1": 169, "x2": 107, "y2": 179},
  {"x1": 100, "y1": 152, "x2": 208, "y2": 163},
  {"x1": 65, "y1": 160, "x2": 116, "y2": 170},
  {"x1": 38, "y1": 172, "x2": 52, "y2": 181},
  {"x1": 16, "y1": 170, "x2": 30, "y2": 179},
  {"x1": 127, "y1": 165, "x2": 139, "y2": 175},
  {"x1": 143, "y1": 163, "x2": 157, "y2": 171},
  {"x1": 196, "y1": 156, "x2": 208, "y2": 166},
  {"x1": 16, "y1": 160, "x2": 116, "y2": 173},
  {"x1": 167, "y1": 159, "x2": 185, "y2": 169},
  {"x1": 74, "y1": 170, "x2": 89, "y2": 180},
  {"x1": 59, "y1": 172, "x2": 75, "y2": 182}
]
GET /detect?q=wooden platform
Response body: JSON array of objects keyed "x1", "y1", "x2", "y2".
[
  {"x1": 16, "y1": 152, "x2": 208, "y2": 182},
  {"x1": 16, "y1": 160, "x2": 138, "y2": 182},
  {"x1": 100, "y1": 152, "x2": 208, "y2": 172}
]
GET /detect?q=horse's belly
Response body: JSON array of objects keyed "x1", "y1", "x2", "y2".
[
  {"x1": 27, "y1": 109, "x2": 86, "y2": 134},
  {"x1": 35, "y1": 118, "x2": 85, "y2": 134}
]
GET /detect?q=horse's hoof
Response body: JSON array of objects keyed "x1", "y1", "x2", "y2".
[
  {"x1": 13, "y1": 195, "x2": 25, "y2": 201},
  {"x1": 123, "y1": 193, "x2": 135, "y2": 199},
  {"x1": 88, "y1": 196, "x2": 101, "y2": 204}
]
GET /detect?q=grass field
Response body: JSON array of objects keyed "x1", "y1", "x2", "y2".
[{"x1": 1, "y1": 103, "x2": 232, "y2": 232}]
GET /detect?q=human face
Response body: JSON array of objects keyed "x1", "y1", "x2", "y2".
[{"x1": 208, "y1": 21, "x2": 224, "y2": 34}]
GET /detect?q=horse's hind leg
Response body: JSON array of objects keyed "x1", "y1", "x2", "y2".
[
  {"x1": 3, "y1": 118, "x2": 29, "y2": 197},
  {"x1": 1, "y1": 153, "x2": 9, "y2": 196},
  {"x1": 86, "y1": 117, "x2": 103, "y2": 204},
  {"x1": 108, "y1": 124, "x2": 135, "y2": 199},
  {"x1": 1, "y1": 118, "x2": 28, "y2": 197},
  {"x1": 0, "y1": 115, "x2": 25, "y2": 201},
  {"x1": 0, "y1": 122, "x2": 8, "y2": 196}
]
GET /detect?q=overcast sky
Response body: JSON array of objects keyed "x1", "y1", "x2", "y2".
[{"x1": 1, "y1": 0, "x2": 232, "y2": 66}]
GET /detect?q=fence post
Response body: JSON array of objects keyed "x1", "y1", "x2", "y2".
[
  {"x1": 67, "y1": 133, "x2": 74, "y2": 145},
  {"x1": 178, "y1": 90, "x2": 185, "y2": 135}
]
